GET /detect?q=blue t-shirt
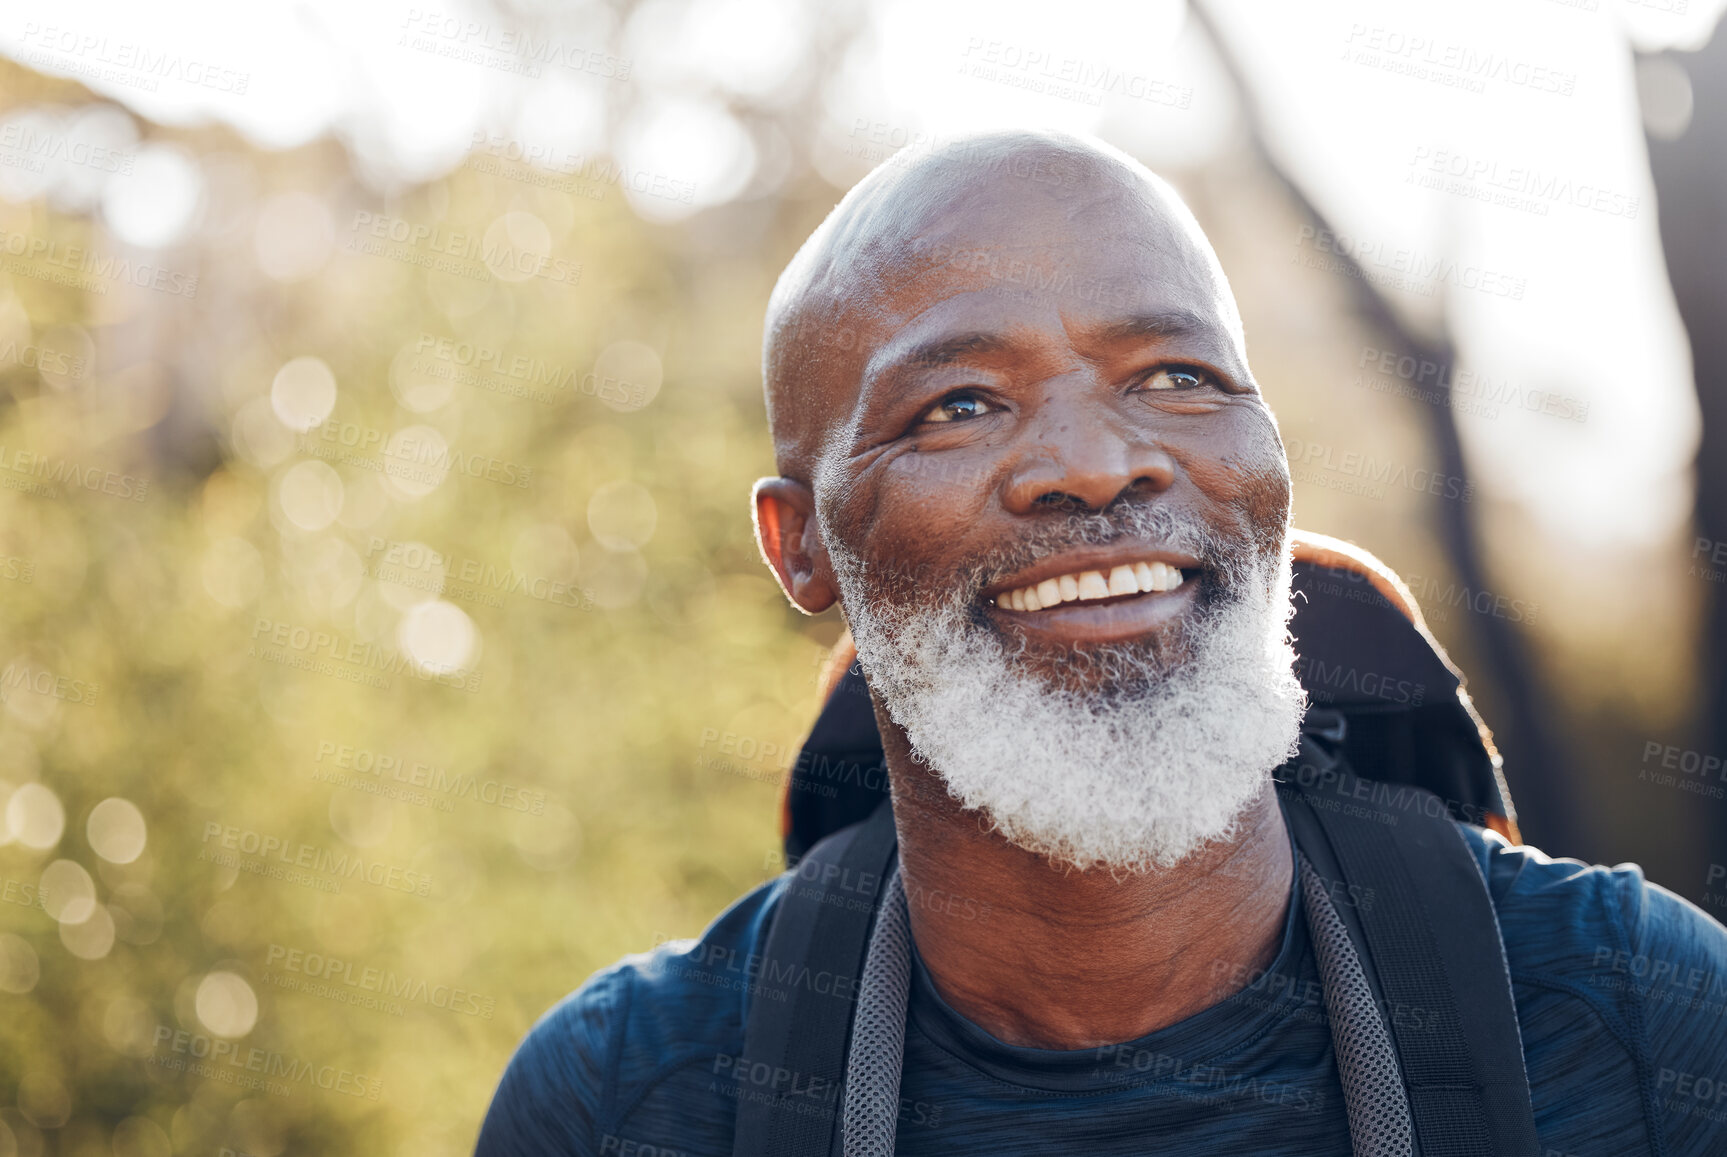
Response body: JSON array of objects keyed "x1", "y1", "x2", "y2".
[{"x1": 475, "y1": 825, "x2": 1727, "y2": 1156}]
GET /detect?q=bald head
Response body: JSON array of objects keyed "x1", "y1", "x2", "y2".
[{"x1": 762, "y1": 130, "x2": 1247, "y2": 485}]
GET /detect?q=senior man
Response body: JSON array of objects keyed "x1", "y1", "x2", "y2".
[{"x1": 475, "y1": 132, "x2": 1727, "y2": 1156}]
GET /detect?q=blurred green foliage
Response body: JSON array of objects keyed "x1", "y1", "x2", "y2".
[{"x1": 0, "y1": 60, "x2": 839, "y2": 1157}]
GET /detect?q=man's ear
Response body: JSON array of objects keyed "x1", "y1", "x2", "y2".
[{"x1": 752, "y1": 477, "x2": 840, "y2": 615}]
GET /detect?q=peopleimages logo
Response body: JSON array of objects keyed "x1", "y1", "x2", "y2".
[
  {"x1": 1635, "y1": 741, "x2": 1727, "y2": 801},
  {"x1": 1, "y1": 874, "x2": 48, "y2": 911},
  {"x1": 0, "y1": 227, "x2": 199, "y2": 297},
  {"x1": 151, "y1": 1027, "x2": 381, "y2": 1099},
  {"x1": 299, "y1": 418, "x2": 533, "y2": 489},
  {"x1": 1355, "y1": 345, "x2": 1588, "y2": 424},
  {"x1": 364, "y1": 537, "x2": 588, "y2": 613},
  {"x1": 1283, "y1": 437, "x2": 1473, "y2": 505},
  {"x1": 346, "y1": 212, "x2": 581, "y2": 287},
  {"x1": 1293, "y1": 225, "x2": 1527, "y2": 300},
  {"x1": 264, "y1": 943, "x2": 495, "y2": 1018},
  {"x1": 0, "y1": 443, "x2": 150, "y2": 502},
  {"x1": 313, "y1": 740, "x2": 548, "y2": 815},
  {"x1": 0, "y1": 339, "x2": 91, "y2": 377},
  {"x1": 199, "y1": 821, "x2": 433, "y2": 898},
  {"x1": 248, "y1": 616, "x2": 483, "y2": 693},
  {"x1": 709, "y1": 1053, "x2": 944, "y2": 1128},
  {"x1": 18, "y1": 22, "x2": 251, "y2": 94},
  {"x1": 0, "y1": 660, "x2": 100, "y2": 706},
  {"x1": 1403, "y1": 572, "x2": 1538, "y2": 626},
  {"x1": 958, "y1": 37, "x2": 1193, "y2": 109},
  {"x1": 1406, "y1": 146, "x2": 1639, "y2": 220},
  {"x1": 0, "y1": 442, "x2": 151, "y2": 502},
  {"x1": 398, "y1": 10, "x2": 632, "y2": 81},
  {"x1": 1340, "y1": 24, "x2": 1576, "y2": 96},
  {"x1": 0, "y1": 122, "x2": 134, "y2": 174},
  {"x1": 467, "y1": 133, "x2": 696, "y2": 203},
  {"x1": 1093, "y1": 1043, "x2": 1323, "y2": 1112}
]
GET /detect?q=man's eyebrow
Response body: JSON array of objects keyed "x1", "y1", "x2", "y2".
[
  {"x1": 1090, "y1": 309, "x2": 1215, "y2": 344},
  {"x1": 892, "y1": 332, "x2": 1013, "y2": 371}
]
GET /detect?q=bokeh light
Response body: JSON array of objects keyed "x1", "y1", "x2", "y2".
[
  {"x1": 40, "y1": 859, "x2": 97, "y2": 924},
  {"x1": 60, "y1": 902, "x2": 117, "y2": 959},
  {"x1": 101, "y1": 141, "x2": 204, "y2": 248},
  {"x1": 0, "y1": 933, "x2": 40, "y2": 994},
  {"x1": 6, "y1": 783, "x2": 64, "y2": 850},
  {"x1": 275, "y1": 460, "x2": 346, "y2": 531},
  {"x1": 270, "y1": 356, "x2": 340, "y2": 432},
  {"x1": 87, "y1": 797, "x2": 148, "y2": 863},
  {"x1": 194, "y1": 971, "x2": 259, "y2": 1038},
  {"x1": 397, "y1": 600, "x2": 479, "y2": 676}
]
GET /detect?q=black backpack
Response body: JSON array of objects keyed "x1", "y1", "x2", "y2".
[{"x1": 735, "y1": 531, "x2": 1540, "y2": 1157}]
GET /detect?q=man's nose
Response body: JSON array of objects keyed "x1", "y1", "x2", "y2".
[{"x1": 999, "y1": 407, "x2": 1177, "y2": 514}]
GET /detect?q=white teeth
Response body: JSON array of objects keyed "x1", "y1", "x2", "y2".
[{"x1": 996, "y1": 559, "x2": 1188, "y2": 612}]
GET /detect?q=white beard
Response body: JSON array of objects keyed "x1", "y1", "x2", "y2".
[{"x1": 828, "y1": 521, "x2": 1308, "y2": 874}]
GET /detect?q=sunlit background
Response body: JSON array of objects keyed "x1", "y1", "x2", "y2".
[{"x1": 1, "y1": 0, "x2": 1726, "y2": 1152}]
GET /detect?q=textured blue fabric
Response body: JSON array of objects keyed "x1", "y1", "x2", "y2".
[{"x1": 475, "y1": 825, "x2": 1727, "y2": 1156}]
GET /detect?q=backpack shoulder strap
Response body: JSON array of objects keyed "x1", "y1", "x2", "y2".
[
  {"x1": 1278, "y1": 757, "x2": 1540, "y2": 1157},
  {"x1": 739, "y1": 759, "x2": 1538, "y2": 1157},
  {"x1": 732, "y1": 799, "x2": 897, "y2": 1157}
]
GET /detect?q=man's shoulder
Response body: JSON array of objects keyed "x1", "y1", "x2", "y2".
[
  {"x1": 1455, "y1": 822, "x2": 1727, "y2": 1152},
  {"x1": 474, "y1": 875, "x2": 787, "y2": 1155},
  {"x1": 1453, "y1": 821, "x2": 1727, "y2": 988}
]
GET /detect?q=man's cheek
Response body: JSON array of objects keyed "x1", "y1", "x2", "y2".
[
  {"x1": 836, "y1": 460, "x2": 983, "y2": 585},
  {"x1": 1181, "y1": 453, "x2": 1289, "y2": 546},
  {"x1": 1215, "y1": 414, "x2": 1294, "y2": 540},
  {"x1": 1240, "y1": 459, "x2": 1293, "y2": 543}
]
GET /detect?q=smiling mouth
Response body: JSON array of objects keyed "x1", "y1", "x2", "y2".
[{"x1": 992, "y1": 560, "x2": 1187, "y2": 613}]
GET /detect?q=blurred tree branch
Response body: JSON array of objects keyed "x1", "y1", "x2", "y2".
[
  {"x1": 1644, "y1": 24, "x2": 1727, "y2": 893},
  {"x1": 1189, "y1": 0, "x2": 1583, "y2": 853}
]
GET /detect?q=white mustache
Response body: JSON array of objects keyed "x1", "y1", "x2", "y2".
[{"x1": 840, "y1": 500, "x2": 1274, "y2": 615}]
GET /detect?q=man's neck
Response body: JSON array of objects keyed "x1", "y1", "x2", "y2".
[{"x1": 881, "y1": 723, "x2": 1293, "y2": 1051}]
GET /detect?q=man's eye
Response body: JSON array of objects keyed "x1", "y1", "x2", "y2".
[
  {"x1": 1137, "y1": 367, "x2": 1209, "y2": 391},
  {"x1": 922, "y1": 392, "x2": 995, "y2": 423}
]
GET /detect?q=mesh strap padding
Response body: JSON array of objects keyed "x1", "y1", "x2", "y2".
[
  {"x1": 1300, "y1": 856, "x2": 1414, "y2": 1157},
  {"x1": 841, "y1": 868, "x2": 910, "y2": 1157}
]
